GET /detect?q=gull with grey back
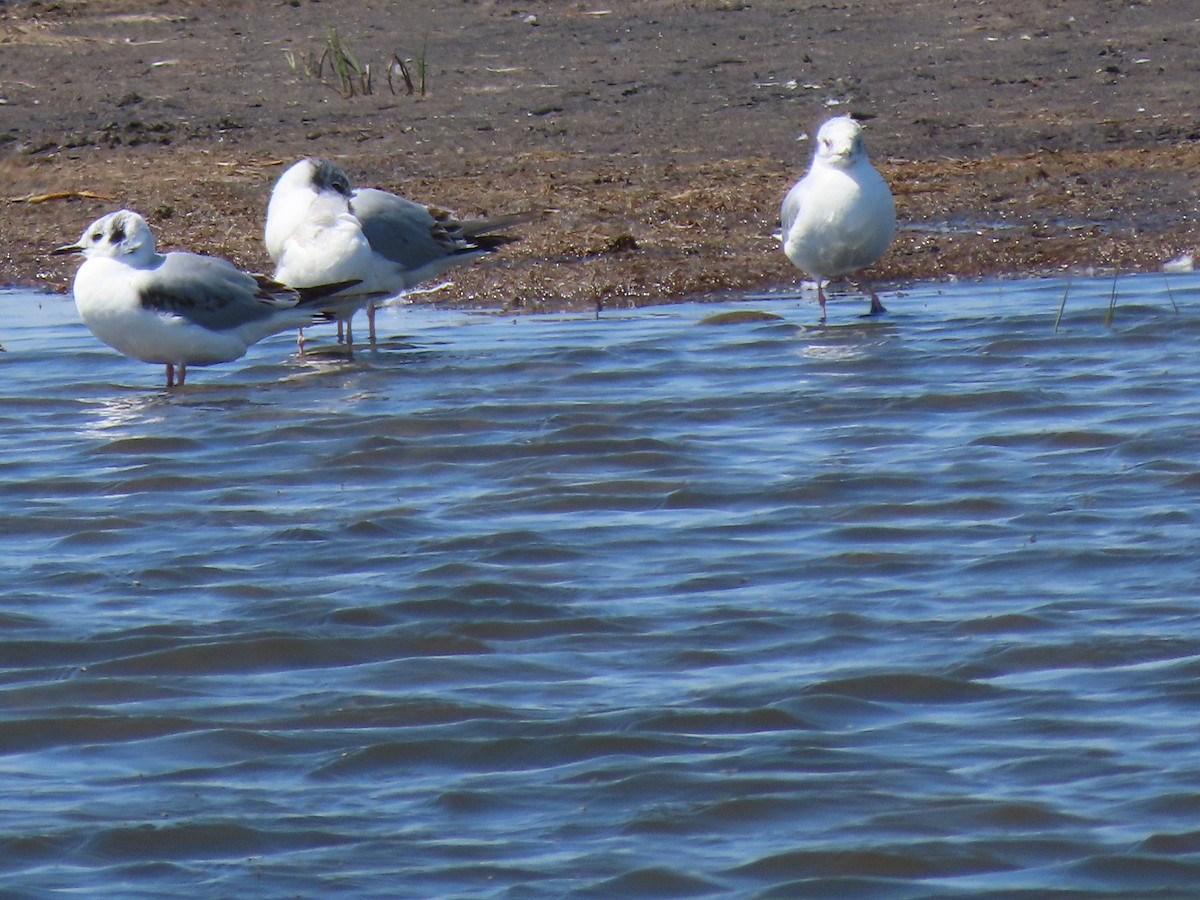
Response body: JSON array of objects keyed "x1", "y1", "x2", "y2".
[
  {"x1": 54, "y1": 210, "x2": 357, "y2": 387},
  {"x1": 265, "y1": 157, "x2": 530, "y2": 354}
]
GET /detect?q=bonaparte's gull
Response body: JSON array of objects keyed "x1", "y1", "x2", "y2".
[
  {"x1": 265, "y1": 157, "x2": 529, "y2": 353},
  {"x1": 54, "y1": 210, "x2": 357, "y2": 388},
  {"x1": 781, "y1": 116, "x2": 895, "y2": 321}
]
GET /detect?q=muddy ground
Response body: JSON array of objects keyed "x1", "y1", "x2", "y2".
[{"x1": 2, "y1": 0, "x2": 1199, "y2": 311}]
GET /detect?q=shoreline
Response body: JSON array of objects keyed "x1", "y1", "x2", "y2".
[{"x1": 3, "y1": 1, "x2": 1198, "y2": 312}]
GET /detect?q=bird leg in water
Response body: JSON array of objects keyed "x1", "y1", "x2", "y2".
[
  {"x1": 367, "y1": 302, "x2": 377, "y2": 347},
  {"x1": 164, "y1": 362, "x2": 187, "y2": 388},
  {"x1": 297, "y1": 327, "x2": 307, "y2": 360},
  {"x1": 817, "y1": 285, "x2": 828, "y2": 324}
]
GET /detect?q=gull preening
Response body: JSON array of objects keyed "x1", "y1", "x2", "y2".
[
  {"x1": 54, "y1": 210, "x2": 357, "y2": 388},
  {"x1": 265, "y1": 157, "x2": 530, "y2": 354},
  {"x1": 781, "y1": 115, "x2": 895, "y2": 321}
]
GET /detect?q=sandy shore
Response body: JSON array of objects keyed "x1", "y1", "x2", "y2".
[{"x1": 3, "y1": 0, "x2": 1199, "y2": 311}]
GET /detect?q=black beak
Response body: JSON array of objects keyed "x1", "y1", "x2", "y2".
[{"x1": 52, "y1": 243, "x2": 83, "y2": 256}]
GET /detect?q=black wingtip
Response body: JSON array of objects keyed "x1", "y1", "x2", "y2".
[{"x1": 294, "y1": 279, "x2": 363, "y2": 305}]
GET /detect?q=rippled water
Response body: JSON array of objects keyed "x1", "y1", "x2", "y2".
[{"x1": 3, "y1": 275, "x2": 1200, "y2": 898}]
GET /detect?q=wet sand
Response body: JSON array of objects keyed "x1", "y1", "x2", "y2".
[{"x1": 2, "y1": 0, "x2": 1198, "y2": 311}]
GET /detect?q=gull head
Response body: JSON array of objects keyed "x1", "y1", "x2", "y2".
[
  {"x1": 276, "y1": 157, "x2": 354, "y2": 199},
  {"x1": 308, "y1": 158, "x2": 354, "y2": 197},
  {"x1": 812, "y1": 116, "x2": 869, "y2": 169},
  {"x1": 54, "y1": 210, "x2": 156, "y2": 263},
  {"x1": 266, "y1": 158, "x2": 356, "y2": 262}
]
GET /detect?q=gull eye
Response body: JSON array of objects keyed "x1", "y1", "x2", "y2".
[{"x1": 89, "y1": 232, "x2": 101, "y2": 243}]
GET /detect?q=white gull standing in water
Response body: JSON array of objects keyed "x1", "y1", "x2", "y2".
[
  {"x1": 264, "y1": 157, "x2": 529, "y2": 354},
  {"x1": 54, "y1": 210, "x2": 356, "y2": 388},
  {"x1": 781, "y1": 116, "x2": 895, "y2": 322}
]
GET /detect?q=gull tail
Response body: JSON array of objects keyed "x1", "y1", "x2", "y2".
[
  {"x1": 454, "y1": 210, "x2": 546, "y2": 253},
  {"x1": 461, "y1": 211, "x2": 544, "y2": 237}
]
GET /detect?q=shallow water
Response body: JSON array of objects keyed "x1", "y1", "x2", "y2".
[{"x1": 3, "y1": 275, "x2": 1200, "y2": 898}]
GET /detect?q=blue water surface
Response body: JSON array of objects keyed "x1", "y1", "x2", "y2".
[{"x1": 1, "y1": 276, "x2": 1200, "y2": 898}]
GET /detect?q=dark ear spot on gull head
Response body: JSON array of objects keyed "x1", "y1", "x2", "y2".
[
  {"x1": 106, "y1": 210, "x2": 150, "y2": 255},
  {"x1": 310, "y1": 158, "x2": 353, "y2": 196},
  {"x1": 52, "y1": 209, "x2": 154, "y2": 259}
]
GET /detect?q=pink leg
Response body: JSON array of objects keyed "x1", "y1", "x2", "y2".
[
  {"x1": 165, "y1": 364, "x2": 175, "y2": 388},
  {"x1": 367, "y1": 303, "x2": 377, "y2": 347}
]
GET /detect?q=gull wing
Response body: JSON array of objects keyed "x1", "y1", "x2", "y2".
[
  {"x1": 138, "y1": 252, "x2": 304, "y2": 331},
  {"x1": 350, "y1": 188, "x2": 465, "y2": 271},
  {"x1": 350, "y1": 188, "x2": 530, "y2": 267},
  {"x1": 780, "y1": 177, "x2": 806, "y2": 239}
]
